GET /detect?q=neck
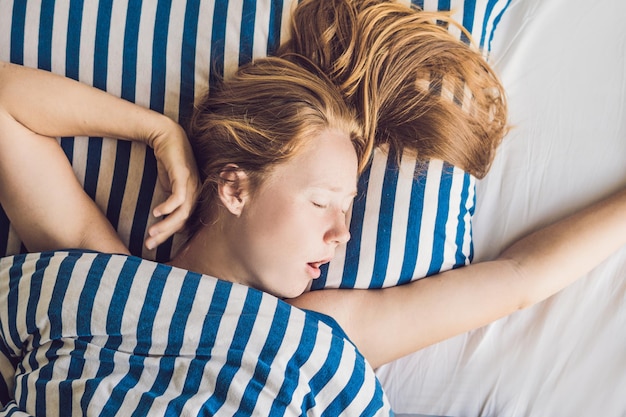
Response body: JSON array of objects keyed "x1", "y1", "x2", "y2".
[{"x1": 169, "y1": 221, "x2": 243, "y2": 285}]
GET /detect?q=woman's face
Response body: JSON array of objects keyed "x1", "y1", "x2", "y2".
[{"x1": 231, "y1": 128, "x2": 358, "y2": 298}]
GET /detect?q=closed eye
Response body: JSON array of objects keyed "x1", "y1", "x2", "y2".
[{"x1": 312, "y1": 202, "x2": 328, "y2": 209}]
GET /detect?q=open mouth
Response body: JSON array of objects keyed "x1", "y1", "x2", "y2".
[{"x1": 306, "y1": 260, "x2": 330, "y2": 279}]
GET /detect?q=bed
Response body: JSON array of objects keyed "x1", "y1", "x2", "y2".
[{"x1": 1, "y1": 0, "x2": 625, "y2": 416}]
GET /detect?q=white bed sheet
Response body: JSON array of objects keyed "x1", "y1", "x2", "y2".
[{"x1": 377, "y1": 0, "x2": 626, "y2": 416}]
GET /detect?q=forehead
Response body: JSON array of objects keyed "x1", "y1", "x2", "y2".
[{"x1": 267, "y1": 128, "x2": 358, "y2": 192}]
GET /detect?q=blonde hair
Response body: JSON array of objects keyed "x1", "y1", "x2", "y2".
[
  {"x1": 185, "y1": 57, "x2": 364, "y2": 233},
  {"x1": 278, "y1": 0, "x2": 509, "y2": 178}
]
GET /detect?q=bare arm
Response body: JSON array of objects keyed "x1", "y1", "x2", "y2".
[
  {"x1": 290, "y1": 188, "x2": 626, "y2": 368},
  {"x1": 0, "y1": 61, "x2": 198, "y2": 252}
]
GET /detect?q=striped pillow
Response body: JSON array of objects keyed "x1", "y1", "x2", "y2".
[{"x1": 0, "y1": 0, "x2": 510, "y2": 288}]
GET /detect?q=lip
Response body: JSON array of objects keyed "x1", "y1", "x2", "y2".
[{"x1": 306, "y1": 259, "x2": 332, "y2": 279}]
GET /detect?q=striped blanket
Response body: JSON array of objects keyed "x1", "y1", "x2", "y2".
[{"x1": 0, "y1": 251, "x2": 392, "y2": 416}]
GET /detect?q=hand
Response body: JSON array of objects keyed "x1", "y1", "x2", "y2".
[{"x1": 144, "y1": 119, "x2": 200, "y2": 250}]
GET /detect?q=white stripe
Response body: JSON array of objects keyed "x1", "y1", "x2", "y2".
[
  {"x1": 463, "y1": 175, "x2": 476, "y2": 263},
  {"x1": 421, "y1": 0, "x2": 441, "y2": 13},
  {"x1": 279, "y1": 0, "x2": 297, "y2": 43},
  {"x1": 164, "y1": 0, "x2": 186, "y2": 120},
  {"x1": 441, "y1": 166, "x2": 466, "y2": 272},
  {"x1": 314, "y1": 342, "x2": 358, "y2": 412},
  {"x1": 223, "y1": 1, "x2": 244, "y2": 77},
  {"x1": 252, "y1": 0, "x2": 271, "y2": 60},
  {"x1": 135, "y1": 0, "x2": 158, "y2": 109},
  {"x1": 194, "y1": 0, "x2": 216, "y2": 96},
  {"x1": 50, "y1": 1, "x2": 69, "y2": 75},
  {"x1": 77, "y1": 0, "x2": 98, "y2": 87},
  {"x1": 118, "y1": 142, "x2": 147, "y2": 251},
  {"x1": 22, "y1": 0, "x2": 41, "y2": 68},
  {"x1": 0, "y1": 0, "x2": 13, "y2": 61},
  {"x1": 448, "y1": 0, "x2": 466, "y2": 40}
]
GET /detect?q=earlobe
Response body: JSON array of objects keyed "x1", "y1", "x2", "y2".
[{"x1": 218, "y1": 164, "x2": 249, "y2": 217}]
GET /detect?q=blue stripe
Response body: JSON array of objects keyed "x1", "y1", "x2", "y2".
[
  {"x1": 239, "y1": 0, "x2": 257, "y2": 66},
  {"x1": 398, "y1": 161, "x2": 428, "y2": 284},
  {"x1": 209, "y1": 0, "x2": 228, "y2": 88},
  {"x1": 105, "y1": 0, "x2": 143, "y2": 229},
  {"x1": 311, "y1": 164, "x2": 373, "y2": 290},
  {"x1": 438, "y1": 0, "x2": 451, "y2": 11},
  {"x1": 102, "y1": 262, "x2": 172, "y2": 412},
  {"x1": 339, "y1": 164, "x2": 372, "y2": 288},
  {"x1": 80, "y1": 256, "x2": 141, "y2": 409},
  {"x1": 461, "y1": 0, "x2": 477, "y2": 44},
  {"x1": 234, "y1": 301, "x2": 291, "y2": 416},
  {"x1": 411, "y1": 0, "x2": 424, "y2": 9},
  {"x1": 266, "y1": 0, "x2": 284, "y2": 55},
  {"x1": 77, "y1": 254, "x2": 111, "y2": 336},
  {"x1": 302, "y1": 334, "x2": 343, "y2": 414},
  {"x1": 484, "y1": 0, "x2": 512, "y2": 52},
  {"x1": 322, "y1": 354, "x2": 366, "y2": 416},
  {"x1": 38, "y1": 0, "x2": 55, "y2": 71},
  {"x1": 93, "y1": 0, "x2": 112, "y2": 91},
  {"x1": 163, "y1": 279, "x2": 232, "y2": 415},
  {"x1": 65, "y1": 0, "x2": 84, "y2": 81},
  {"x1": 427, "y1": 163, "x2": 453, "y2": 276},
  {"x1": 107, "y1": 141, "x2": 131, "y2": 229},
  {"x1": 0, "y1": 326, "x2": 14, "y2": 405},
  {"x1": 150, "y1": 0, "x2": 172, "y2": 113},
  {"x1": 362, "y1": 380, "x2": 388, "y2": 416},
  {"x1": 9, "y1": 0, "x2": 26, "y2": 64},
  {"x1": 83, "y1": 138, "x2": 103, "y2": 200},
  {"x1": 60, "y1": 137, "x2": 75, "y2": 167},
  {"x1": 469, "y1": 181, "x2": 476, "y2": 262},
  {"x1": 370, "y1": 151, "x2": 400, "y2": 288},
  {"x1": 202, "y1": 289, "x2": 262, "y2": 412},
  {"x1": 26, "y1": 254, "x2": 53, "y2": 415},
  {"x1": 7, "y1": 254, "x2": 26, "y2": 409},
  {"x1": 132, "y1": 0, "x2": 173, "y2": 261},
  {"x1": 128, "y1": 151, "x2": 157, "y2": 257},
  {"x1": 268, "y1": 314, "x2": 318, "y2": 416},
  {"x1": 165, "y1": 272, "x2": 201, "y2": 355},
  {"x1": 179, "y1": 0, "x2": 201, "y2": 125},
  {"x1": 36, "y1": 251, "x2": 82, "y2": 411},
  {"x1": 0, "y1": 208, "x2": 9, "y2": 256},
  {"x1": 454, "y1": 173, "x2": 471, "y2": 267},
  {"x1": 135, "y1": 263, "x2": 171, "y2": 354},
  {"x1": 101, "y1": 355, "x2": 146, "y2": 414},
  {"x1": 84, "y1": 0, "x2": 113, "y2": 200}
]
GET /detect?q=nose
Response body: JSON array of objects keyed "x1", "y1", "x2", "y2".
[{"x1": 325, "y1": 210, "x2": 351, "y2": 245}]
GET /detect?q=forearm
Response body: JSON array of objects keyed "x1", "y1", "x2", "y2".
[
  {"x1": 498, "y1": 188, "x2": 626, "y2": 307},
  {"x1": 0, "y1": 61, "x2": 174, "y2": 145}
]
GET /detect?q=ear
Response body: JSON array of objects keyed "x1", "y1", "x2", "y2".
[{"x1": 217, "y1": 164, "x2": 249, "y2": 217}]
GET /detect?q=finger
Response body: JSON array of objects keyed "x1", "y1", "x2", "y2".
[
  {"x1": 145, "y1": 206, "x2": 190, "y2": 250},
  {"x1": 153, "y1": 176, "x2": 188, "y2": 217}
]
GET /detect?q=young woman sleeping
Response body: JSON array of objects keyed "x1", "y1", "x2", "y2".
[{"x1": 1, "y1": 55, "x2": 626, "y2": 416}]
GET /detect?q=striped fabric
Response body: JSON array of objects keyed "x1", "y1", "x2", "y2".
[
  {"x1": 0, "y1": 250, "x2": 393, "y2": 416},
  {"x1": 0, "y1": 0, "x2": 510, "y2": 288}
]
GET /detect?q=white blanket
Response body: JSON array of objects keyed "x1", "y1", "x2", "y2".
[{"x1": 377, "y1": 1, "x2": 626, "y2": 416}]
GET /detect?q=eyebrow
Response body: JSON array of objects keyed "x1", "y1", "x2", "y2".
[{"x1": 310, "y1": 185, "x2": 358, "y2": 197}]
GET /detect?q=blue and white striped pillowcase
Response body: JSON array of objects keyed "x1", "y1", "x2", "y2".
[{"x1": 0, "y1": 0, "x2": 509, "y2": 288}]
